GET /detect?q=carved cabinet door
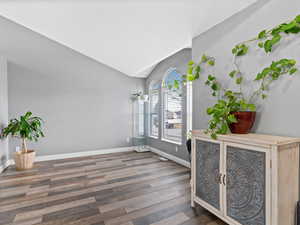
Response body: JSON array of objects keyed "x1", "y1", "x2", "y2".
[
  {"x1": 224, "y1": 144, "x2": 269, "y2": 225},
  {"x1": 195, "y1": 139, "x2": 222, "y2": 212}
]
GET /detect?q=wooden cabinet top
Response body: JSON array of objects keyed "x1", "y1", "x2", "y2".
[{"x1": 192, "y1": 130, "x2": 300, "y2": 147}]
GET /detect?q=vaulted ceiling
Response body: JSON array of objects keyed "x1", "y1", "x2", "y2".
[{"x1": 0, "y1": 0, "x2": 256, "y2": 77}]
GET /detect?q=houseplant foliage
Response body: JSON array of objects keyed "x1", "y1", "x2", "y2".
[
  {"x1": 2, "y1": 111, "x2": 44, "y2": 152},
  {"x1": 175, "y1": 14, "x2": 300, "y2": 139},
  {"x1": 2, "y1": 111, "x2": 44, "y2": 170},
  {"x1": 131, "y1": 91, "x2": 148, "y2": 101}
]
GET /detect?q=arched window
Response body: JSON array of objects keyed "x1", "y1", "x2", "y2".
[
  {"x1": 162, "y1": 68, "x2": 183, "y2": 144},
  {"x1": 149, "y1": 81, "x2": 160, "y2": 138}
]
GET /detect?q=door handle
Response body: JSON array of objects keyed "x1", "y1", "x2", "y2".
[{"x1": 222, "y1": 174, "x2": 226, "y2": 185}]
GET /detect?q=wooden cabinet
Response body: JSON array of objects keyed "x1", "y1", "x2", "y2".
[{"x1": 191, "y1": 130, "x2": 300, "y2": 225}]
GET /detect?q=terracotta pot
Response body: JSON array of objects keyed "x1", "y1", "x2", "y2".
[
  {"x1": 229, "y1": 111, "x2": 256, "y2": 134},
  {"x1": 14, "y1": 150, "x2": 36, "y2": 171}
]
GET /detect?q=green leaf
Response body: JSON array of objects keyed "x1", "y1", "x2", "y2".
[
  {"x1": 211, "y1": 83, "x2": 219, "y2": 91},
  {"x1": 201, "y1": 54, "x2": 208, "y2": 62},
  {"x1": 289, "y1": 68, "x2": 298, "y2": 75},
  {"x1": 211, "y1": 133, "x2": 217, "y2": 139},
  {"x1": 295, "y1": 15, "x2": 300, "y2": 23},
  {"x1": 25, "y1": 111, "x2": 32, "y2": 118},
  {"x1": 271, "y1": 71, "x2": 280, "y2": 80},
  {"x1": 256, "y1": 68, "x2": 272, "y2": 80},
  {"x1": 220, "y1": 123, "x2": 229, "y2": 134},
  {"x1": 173, "y1": 80, "x2": 179, "y2": 89},
  {"x1": 258, "y1": 30, "x2": 266, "y2": 39},
  {"x1": 262, "y1": 34, "x2": 281, "y2": 53},
  {"x1": 264, "y1": 40, "x2": 273, "y2": 53},
  {"x1": 208, "y1": 74, "x2": 215, "y2": 81},
  {"x1": 236, "y1": 77, "x2": 243, "y2": 85},
  {"x1": 281, "y1": 21, "x2": 297, "y2": 32},
  {"x1": 289, "y1": 59, "x2": 296, "y2": 66},
  {"x1": 258, "y1": 42, "x2": 264, "y2": 48},
  {"x1": 208, "y1": 60, "x2": 215, "y2": 66},
  {"x1": 187, "y1": 75, "x2": 195, "y2": 81},
  {"x1": 229, "y1": 70, "x2": 237, "y2": 78},
  {"x1": 271, "y1": 34, "x2": 281, "y2": 45},
  {"x1": 228, "y1": 114, "x2": 237, "y2": 123},
  {"x1": 262, "y1": 94, "x2": 267, "y2": 99},
  {"x1": 188, "y1": 60, "x2": 194, "y2": 66},
  {"x1": 207, "y1": 108, "x2": 214, "y2": 115},
  {"x1": 236, "y1": 44, "x2": 248, "y2": 56},
  {"x1": 255, "y1": 72, "x2": 263, "y2": 81},
  {"x1": 209, "y1": 121, "x2": 217, "y2": 129},
  {"x1": 195, "y1": 65, "x2": 201, "y2": 73},
  {"x1": 232, "y1": 47, "x2": 237, "y2": 54},
  {"x1": 247, "y1": 104, "x2": 256, "y2": 111},
  {"x1": 286, "y1": 26, "x2": 300, "y2": 34}
]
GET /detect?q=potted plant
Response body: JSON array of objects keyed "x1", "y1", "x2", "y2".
[
  {"x1": 203, "y1": 57, "x2": 296, "y2": 139},
  {"x1": 131, "y1": 91, "x2": 148, "y2": 102},
  {"x1": 2, "y1": 111, "x2": 44, "y2": 170},
  {"x1": 175, "y1": 14, "x2": 300, "y2": 138}
]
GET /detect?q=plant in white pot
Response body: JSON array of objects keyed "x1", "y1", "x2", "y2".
[{"x1": 2, "y1": 111, "x2": 44, "y2": 170}]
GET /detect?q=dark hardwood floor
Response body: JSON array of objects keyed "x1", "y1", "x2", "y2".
[{"x1": 0, "y1": 151, "x2": 226, "y2": 225}]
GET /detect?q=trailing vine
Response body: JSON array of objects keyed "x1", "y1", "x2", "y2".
[
  {"x1": 173, "y1": 14, "x2": 300, "y2": 139},
  {"x1": 181, "y1": 54, "x2": 215, "y2": 84}
]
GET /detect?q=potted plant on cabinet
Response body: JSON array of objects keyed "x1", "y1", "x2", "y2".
[
  {"x1": 176, "y1": 14, "x2": 300, "y2": 139},
  {"x1": 203, "y1": 57, "x2": 297, "y2": 139},
  {"x1": 2, "y1": 111, "x2": 44, "y2": 170}
]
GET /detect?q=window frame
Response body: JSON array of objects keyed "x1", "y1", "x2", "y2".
[
  {"x1": 161, "y1": 68, "x2": 183, "y2": 145},
  {"x1": 186, "y1": 80, "x2": 193, "y2": 138},
  {"x1": 148, "y1": 82, "x2": 160, "y2": 139}
]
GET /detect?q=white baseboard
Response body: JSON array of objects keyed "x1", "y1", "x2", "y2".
[
  {"x1": 35, "y1": 147, "x2": 133, "y2": 162},
  {"x1": 4, "y1": 146, "x2": 134, "y2": 168},
  {"x1": 149, "y1": 146, "x2": 190, "y2": 168},
  {"x1": 2, "y1": 146, "x2": 191, "y2": 172}
]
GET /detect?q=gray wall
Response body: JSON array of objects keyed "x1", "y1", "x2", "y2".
[
  {"x1": 192, "y1": 0, "x2": 300, "y2": 137},
  {"x1": 0, "y1": 16, "x2": 145, "y2": 157},
  {"x1": 146, "y1": 48, "x2": 191, "y2": 162},
  {"x1": 0, "y1": 57, "x2": 8, "y2": 168}
]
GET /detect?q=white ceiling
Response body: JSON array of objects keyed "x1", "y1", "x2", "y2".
[{"x1": 0, "y1": 0, "x2": 256, "y2": 77}]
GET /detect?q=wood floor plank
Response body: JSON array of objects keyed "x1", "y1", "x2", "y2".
[
  {"x1": 14, "y1": 197, "x2": 96, "y2": 222},
  {"x1": 0, "y1": 185, "x2": 31, "y2": 198},
  {"x1": 104, "y1": 196, "x2": 190, "y2": 225},
  {"x1": 99, "y1": 185, "x2": 187, "y2": 213},
  {"x1": 0, "y1": 151, "x2": 226, "y2": 225},
  {"x1": 149, "y1": 212, "x2": 189, "y2": 225},
  {"x1": 96, "y1": 178, "x2": 189, "y2": 206},
  {"x1": 9, "y1": 217, "x2": 43, "y2": 225}
]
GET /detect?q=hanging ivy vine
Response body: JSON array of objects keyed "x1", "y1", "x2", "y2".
[{"x1": 174, "y1": 14, "x2": 300, "y2": 139}]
